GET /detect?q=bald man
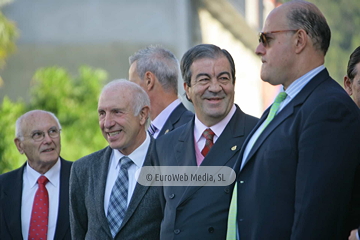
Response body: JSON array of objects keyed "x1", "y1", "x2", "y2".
[{"x1": 0, "y1": 110, "x2": 72, "y2": 240}]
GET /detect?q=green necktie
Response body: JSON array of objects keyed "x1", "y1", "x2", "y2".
[{"x1": 226, "y1": 91, "x2": 287, "y2": 240}]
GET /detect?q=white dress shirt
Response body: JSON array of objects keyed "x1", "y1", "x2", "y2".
[
  {"x1": 22, "y1": 158, "x2": 61, "y2": 240},
  {"x1": 104, "y1": 133, "x2": 150, "y2": 215},
  {"x1": 150, "y1": 99, "x2": 181, "y2": 138}
]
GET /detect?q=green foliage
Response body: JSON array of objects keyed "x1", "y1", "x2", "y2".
[
  {"x1": 0, "y1": 97, "x2": 25, "y2": 173},
  {"x1": 0, "y1": 66, "x2": 109, "y2": 173},
  {"x1": 0, "y1": 7, "x2": 18, "y2": 86}
]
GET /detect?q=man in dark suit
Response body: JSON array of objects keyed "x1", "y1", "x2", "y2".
[
  {"x1": 344, "y1": 46, "x2": 360, "y2": 240},
  {"x1": 234, "y1": 1, "x2": 360, "y2": 239},
  {"x1": 155, "y1": 44, "x2": 258, "y2": 239},
  {"x1": 0, "y1": 110, "x2": 72, "y2": 240},
  {"x1": 129, "y1": 45, "x2": 193, "y2": 138},
  {"x1": 69, "y1": 79, "x2": 163, "y2": 239}
]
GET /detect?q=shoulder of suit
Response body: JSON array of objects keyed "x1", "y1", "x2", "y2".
[{"x1": 73, "y1": 146, "x2": 110, "y2": 166}]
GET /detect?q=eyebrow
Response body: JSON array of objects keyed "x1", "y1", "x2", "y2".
[{"x1": 195, "y1": 71, "x2": 230, "y2": 79}]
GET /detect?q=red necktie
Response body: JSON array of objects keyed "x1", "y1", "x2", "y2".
[
  {"x1": 201, "y1": 128, "x2": 215, "y2": 157},
  {"x1": 28, "y1": 176, "x2": 49, "y2": 240}
]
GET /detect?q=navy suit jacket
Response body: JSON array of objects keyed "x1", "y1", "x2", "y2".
[
  {"x1": 70, "y1": 138, "x2": 163, "y2": 240},
  {"x1": 155, "y1": 105, "x2": 258, "y2": 240},
  {"x1": 236, "y1": 69, "x2": 360, "y2": 240},
  {"x1": 157, "y1": 102, "x2": 193, "y2": 138},
  {"x1": 0, "y1": 158, "x2": 72, "y2": 240}
]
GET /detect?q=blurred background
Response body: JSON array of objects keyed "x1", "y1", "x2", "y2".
[{"x1": 0, "y1": 0, "x2": 359, "y2": 173}]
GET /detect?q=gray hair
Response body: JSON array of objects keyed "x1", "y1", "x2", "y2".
[
  {"x1": 100, "y1": 79, "x2": 150, "y2": 118},
  {"x1": 285, "y1": 0, "x2": 331, "y2": 55},
  {"x1": 129, "y1": 45, "x2": 179, "y2": 94},
  {"x1": 15, "y1": 110, "x2": 62, "y2": 139}
]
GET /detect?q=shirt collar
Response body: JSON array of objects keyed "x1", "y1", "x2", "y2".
[
  {"x1": 25, "y1": 158, "x2": 61, "y2": 189},
  {"x1": 194, "y1": 104, "x2": 236, "y2": 143},
  {"x1": 151, "y1": 99, "x2": 181, "y2": 131},
  {"x1": 284, "y1": 65, "x2": 325, "y2": 99},
  {"x1": 111, "y1": 132, "x2": 150, "y2": 169}
]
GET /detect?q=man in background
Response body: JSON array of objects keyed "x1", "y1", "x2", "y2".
[
  {"x1": 234, "y1": 1, "x2": 360, "y2": 239},
  {"x1": 0, "y1": 110, "x2": 72, "y2": 239},
  {"x1": 155, "y1": 44, "x2": 258, "y2": 239},
  {"x1": 344, "y1": 46, "x2": 360, "y2": 108},
  {"x1": 129, "y1": 45, "x2": 193, "y2": 138},
  {"x1": 70, "y1": 79, "x2": 163, "y2": 239}
]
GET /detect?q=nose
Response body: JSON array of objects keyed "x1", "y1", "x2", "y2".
[
  {"x1": 42, "y1": 132, "x2": 53, "y2": 144},
  {"x1": 208, "y1": 79, "x2": 222, "y2": 93},
  {"x1": 103, "y1": 114, "x2": 115, "y2": 129},
  {"x1": 255, "y1": 42, "x2": 265, "y2": 56}
]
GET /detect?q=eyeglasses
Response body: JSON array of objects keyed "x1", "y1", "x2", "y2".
[
  {"x1": 259, "y1": 29, "x2": 299, "y2": 47},
  {"x1": 26, "y1": 127, "x2": 61, "y2": 142}
]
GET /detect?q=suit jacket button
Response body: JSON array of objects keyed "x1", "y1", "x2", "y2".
[
  {"x1": 208, "y1": 227, "x2": 215, "y2": 233},
  {"x1": 174, "y1": 229, "x2": 181, "y2": 234},
  {"x1": 224, "y1": 187, "x2": 230, "y2": 194},
  {"x1": 169, "y1": 193, "x2": 175, "y2": 199}
]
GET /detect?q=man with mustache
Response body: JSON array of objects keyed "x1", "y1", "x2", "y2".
[
  {"x1": 155, "y1": 44, "x2": 258, "y2": 239},
  {"x1": 0, "y1": 110, "x2": 72, "y2": 239}
]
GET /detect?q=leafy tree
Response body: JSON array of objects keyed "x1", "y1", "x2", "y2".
[
  {"x1": 0, "y1": 1, "x2": 18, "y2": 86},
  {"x1": 0, "y1": 66, "x2": 109, "y2": 174}
]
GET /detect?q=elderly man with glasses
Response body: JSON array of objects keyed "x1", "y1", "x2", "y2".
[{"x1": 0, "y1": 110, "x2": 72, "y2": 240}]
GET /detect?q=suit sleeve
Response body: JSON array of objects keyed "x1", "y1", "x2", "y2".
[
  {"x1": 291, "y1": 100, "x2": 360, "y2": 239},
  {"x1": 69, "y1": 162, "x2": 88, "y2": 239}
]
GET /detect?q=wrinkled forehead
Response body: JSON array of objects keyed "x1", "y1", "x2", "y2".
[{"x1": 21, "y1": 112, "x2": 58, "y2": 133}]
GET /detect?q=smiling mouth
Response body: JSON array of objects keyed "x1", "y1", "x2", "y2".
[
  {"x1": 108, "y1": 130, "x2": 122, "y2": 137},
  {"x1": 41, "y1": 148, "x2": 54, "y2": 153}
]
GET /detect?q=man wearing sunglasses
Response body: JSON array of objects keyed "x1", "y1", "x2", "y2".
[
  {"x1": 0, "y1": 110, "x2": 72, "y2": 239},
  {"x1": 233, "y1": 1, "x2": 360, "y2": 239}
]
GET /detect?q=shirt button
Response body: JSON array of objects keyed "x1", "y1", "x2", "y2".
[
  {"x1": 208, "y1": 227, "x2": 215, "y2": 233},
  {"x1": 169, "y1": 194, "x2": 175, "y2": 199},
  {"x1": 174, "y1": 229, "x2": 181, "y2": 234}
]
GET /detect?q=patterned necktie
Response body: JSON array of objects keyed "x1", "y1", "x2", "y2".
[
  {"x1": 107, "y1": 156, "x2": 133, "y2": 238},
  {"x1": 226, "y1": 91, "x2": 288, "y2": 240},
  {"x1": 201, "y1": 128, "x2": 215, "y2": 157},
  {"x1": 28, "y1": 176, "x2": 49, "y2": 240},
  {"x1": 148, "y1": 123, "x2": 157, "y2": 137}
]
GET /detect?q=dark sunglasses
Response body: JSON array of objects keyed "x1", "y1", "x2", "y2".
[{"x1": 259, "y1": 29, "x2": 299, "y2": 47}]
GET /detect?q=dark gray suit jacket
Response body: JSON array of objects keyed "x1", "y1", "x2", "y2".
[
  {"x1": 0, "y1": 158, "x2": 72, "y2": 240},
  {"x1": 236, "y1": 69, "x2": 360, "y2": 239},
  {"x1": 155, "y1": 105, "x2": 258, "y2": 240},
  {"x1": 69, "y1": 138, "x2": 163, "y2": 240},
  {"x1": 157, "y1": 102, "x2": 193, "y2": 138}
]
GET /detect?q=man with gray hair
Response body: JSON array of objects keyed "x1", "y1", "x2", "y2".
[
  {"x1": 129, "y1": 45, "x2": 193, "y2": 138},
  {"x1": 0, "y1": 110, "x2": 72, "y2": 239},
  {"x1": 69, "y1": 79, "x2": 163, "y2": 239}
]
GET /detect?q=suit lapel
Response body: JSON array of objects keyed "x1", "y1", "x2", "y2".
[
  {"x1": 178, "y1": 106, "x2": 244, "y2": 204},
  {"x1": 175, "y1": 120, "x2": 197, "y2": 167},
  {"x1": 93, "y1": 147, "x2": 113, "y2": 236},
  {"x1": 2, "y1": 165, "x2": 24, "y2": 240},
  {"x1": 158, "y1": 103, "x2": 187, "y2": 136},
  {"x1": 240, "y1": 69, "x2": 331, "y2": 171},
  {"x1": 119, "y1": 138, "x2": 155, "y2": 231},
  {"x1": 54, "y1": 158, "x2": 71, "y2": 240}
]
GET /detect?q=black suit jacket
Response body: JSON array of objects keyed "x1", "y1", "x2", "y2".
[
  {"x1": 0, "y1": 158, "x2": 72, "y2": 240},
  {"x1": 236, "y1": 69, "x2": 360, "y2": 240},
  {"x1": 157, "y1": 102, "x2": 193, "y2": 138},
  {"x1": 155, "y1": 105, "x2": 258, "y2": 240},
  {"x1": 70, "y1": 138, "x2": 163, "y2": 240}
]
